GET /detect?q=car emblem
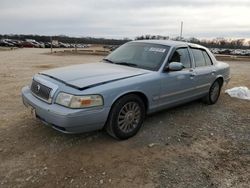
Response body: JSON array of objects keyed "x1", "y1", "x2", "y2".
[{"x1": 36, "y1": 84, "x2": 41, "y2": 93}]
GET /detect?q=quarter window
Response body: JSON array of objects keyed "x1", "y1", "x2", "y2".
[
  {"x1": 202, "y1": 51, "x2": 213, "y2": 65},
  {"x1": 169, "y1": 48, "x2": 191, "y2": 68},
  {"x1": 191, "y1": 49, "x2": 206, "y2": 67}
]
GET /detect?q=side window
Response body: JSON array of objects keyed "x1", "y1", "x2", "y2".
[
  {"x1": 191, "y1": 48, "x2": 206, "y2": 67},
  {"x1": 170, "y1": 48, "x2": 191, "y2": 68},
  {"x1": 202, "y1": 51, "x2": 213, "y2": 65}
]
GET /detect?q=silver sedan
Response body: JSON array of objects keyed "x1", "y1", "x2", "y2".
[{"x1": 22, "y1": 40, "x2": 230, "y2": 139}]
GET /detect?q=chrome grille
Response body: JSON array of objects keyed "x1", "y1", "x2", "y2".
[{"x1": 31, "y1": 79, "x2": 52, "y2": 102}]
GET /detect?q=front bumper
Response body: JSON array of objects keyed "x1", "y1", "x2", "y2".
[{"x1": 22, "y1": 86, "x2": 110, "y2": 133}]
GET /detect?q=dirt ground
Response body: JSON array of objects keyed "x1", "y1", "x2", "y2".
[{"x1": 0, "y1": 48, "x2": 249, "y2": 188}]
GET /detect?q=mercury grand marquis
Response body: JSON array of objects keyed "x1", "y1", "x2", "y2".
[{"x1": 22, "y1": 40, "x2": 230, "y2": 139}]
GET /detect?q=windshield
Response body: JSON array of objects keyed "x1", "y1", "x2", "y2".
[{"x1": 104, "y1": 42, "x2": 170, "y2": 71}]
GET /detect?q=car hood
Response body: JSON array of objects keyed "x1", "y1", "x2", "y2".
[{"x1": 40, "y1": 62, "x2": 150, "y2": 90}]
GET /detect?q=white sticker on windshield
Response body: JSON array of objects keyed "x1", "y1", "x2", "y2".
[{"x1": 149, "y1": 47, "x2": 166, "y2": 53}]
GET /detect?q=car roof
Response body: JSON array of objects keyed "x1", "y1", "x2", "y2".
[{"x1": 131, "y1": 40, "x2": 206, "y2": 49}]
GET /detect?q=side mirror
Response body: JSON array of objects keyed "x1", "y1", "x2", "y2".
[{"x1": 167, "y1": 62, "x2": 184, "y2": 71}]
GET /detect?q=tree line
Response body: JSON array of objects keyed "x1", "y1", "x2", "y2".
[
  {"x1": 188, "y1": 37, "x2": 249, "y2": 49},
  {"x1": 135, "y1": 35, "x2": 250, "y2": 49}
]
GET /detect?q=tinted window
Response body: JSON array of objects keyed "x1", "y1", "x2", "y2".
[
  {"x1": 202, "y1": 51, "x2": 213, "y2": 65},
  {"x1": 191, "y1": 49, "x2": 206, "y2": 67},
  {"x1": 170, "y1": 48, "x2": 191, "y2": 68},
  {"x1": 105, "y1": 42, "x2": 170, "y2": 71}
]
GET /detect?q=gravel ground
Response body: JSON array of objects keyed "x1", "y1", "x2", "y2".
[{"x1": 0, "y1": 48, "x2": 249, "y2": 188}]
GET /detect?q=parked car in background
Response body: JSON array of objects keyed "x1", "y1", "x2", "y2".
[
  {"x1": 3, "y1": 39, "x2": 19, "y2": 47},
  {"x1": 21, "y1": 41, "x2": 36, "y2": 48},
  {"x1": 0, "y1": 39, "x2": 15, "y2": 47},
  {"x1": 210, "y1": 48, "x2": 250, "y2": 56},
  {"x1": 22, "y1": 40, "x2": 230, "y2": 139},
  {"x1": 44, "y1": 42, "x2": 52, "y2": 48},
  {"x1": 10, "y1": 40, "x2": 24, "y2": 48},
  {"x1": 37, "y1": 42, "x2": 45, "y2": 48},
  {"x1": 59, "y1": 42, "x2": 70, "y2": 48},
  {"x1": 0, "y1": 38, "x2": 92, "y2": 49}
]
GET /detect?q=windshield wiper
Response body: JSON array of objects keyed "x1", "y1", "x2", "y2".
[
  {"x1": 115, "y1": 62, "x2": 138, "y2": 67},
  {"x1": 103, "y1": 58, "x2": 115, "y2": 64},
  {"x1": 104, "y1": 59, "x2": 138, "y2": 67}
]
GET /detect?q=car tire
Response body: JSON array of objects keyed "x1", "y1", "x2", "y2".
[
  {"x1": 203, "y1": 80, "x2": 222, "y2": 105},
  {"x1": 106, "y1": 94, "x2": 146, "y2": 140}
]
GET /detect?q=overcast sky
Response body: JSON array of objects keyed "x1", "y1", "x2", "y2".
[{"x1": 1, "y1": 0, "x2": 250, "y2": 39}]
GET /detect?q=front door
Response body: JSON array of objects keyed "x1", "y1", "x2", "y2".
[{"x1": 159, "y1": 47, "x2": 196, "y2": 108}]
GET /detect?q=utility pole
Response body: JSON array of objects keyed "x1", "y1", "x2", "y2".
[{"x1": 180, "y1": 21, "x2": 183, "y2": 40}]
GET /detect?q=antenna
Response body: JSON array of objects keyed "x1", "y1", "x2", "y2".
[{"x1": 180, "y1": 21, "x2": 183, "y2": 39}]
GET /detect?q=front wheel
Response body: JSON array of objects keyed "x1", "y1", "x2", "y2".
[
  {"x1": 203, "y1": 80, "x2": 222, "y2": 105},
  {"x1": 106, "y1": 94, "x2": 145, "y2": 140}
]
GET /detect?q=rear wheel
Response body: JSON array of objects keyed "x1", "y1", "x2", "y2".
[
  {"x1": 203, "y1": 80, "x2": 222, "y2": 104},
  {"x1": 106, "y1": 94, "x2": 145, "y2": 140}
]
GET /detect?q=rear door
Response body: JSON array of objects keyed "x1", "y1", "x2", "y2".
[{"x1": 190, "y1": 48, "x2": 216, "y2": 94}]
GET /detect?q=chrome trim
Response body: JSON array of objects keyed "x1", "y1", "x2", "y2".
[
  {"x1": 30, "y1": 88, "x2": 52, "y2": 103},
  {"x1": 31, "y1": 75, "x2": 59, "y2": 103},
  {"x1": 196, "y1": 83, "x2": 211, "y2": 89}
]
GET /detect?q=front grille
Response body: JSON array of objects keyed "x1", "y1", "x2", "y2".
[{"x1": 31, "y1": 79, "x2": 52, "y2": 102}]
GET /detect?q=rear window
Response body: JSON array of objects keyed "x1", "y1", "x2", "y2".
[
  {"x1": 202, "y1": 51, "x2": 213, "y2": 65},
  {"x1": 191, "y1": 48, "x2": 206, "y2": 67}
]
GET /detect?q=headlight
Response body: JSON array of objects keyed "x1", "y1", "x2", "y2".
[{"x1": 56, "y1": 92, "x2": 103, "y2": 108}]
